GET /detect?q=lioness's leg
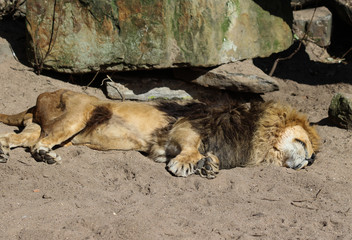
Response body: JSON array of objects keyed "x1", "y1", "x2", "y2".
[
  {"x1": 31, "y1": 113, "x2": 89, "y2": 164},
  {"x1": 30, "y1": 90, "x2": 103, "y2": 164},
  {"x1": 166, "y1": 120, "x2": 220, "y2": 178},
  {"x1": 0, "y1": 122, "x2": 41, "y2": 163},
  {"x1": 71, "y1": 120, "x2": 147, "y2": 151}
]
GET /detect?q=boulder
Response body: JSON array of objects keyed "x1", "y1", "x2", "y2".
[
  {"x1": 293, "y1": 6, "x2": 332, "y2": 47},
  {"x1": 26, "y1": 0, "x2": 293, "y2": 74},
  {"x1": 328, "y1": 93, "x2": 352, "y2": 129}
]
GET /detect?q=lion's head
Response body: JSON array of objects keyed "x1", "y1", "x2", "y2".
[
  {"x1": 276, "y1": 125, "x2": 318, "y2": 169},
  {"x1": 250, "y1": 101, "x2": 320, "y2": 169}
]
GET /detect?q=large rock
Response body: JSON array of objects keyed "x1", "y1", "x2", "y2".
[
  {"x1": 293, "y1": 7, "x2": 332, "y2": 47},
  {"x1": 328, "y1": 93, "x2": 352, "y2": 129},
  {"x1": 26, "y1": 0, "x2": 293, "y2": 74}
]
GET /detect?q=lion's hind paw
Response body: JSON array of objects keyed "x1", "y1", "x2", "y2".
[
  {"x1": 195, "y1": 154, "x2": 219, "y2": 179},
  {"x1": 32, "y1": 146, "x2": 62, "y2": 164},
  {"x1": 0, "y1": 145, "x2": 9, "y2": 163},
  {"x1": 0, "y1": 148, "x2": 9, "y2": 163}
]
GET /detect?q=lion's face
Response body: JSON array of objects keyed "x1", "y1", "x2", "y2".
[{"x1": 277, "y1": 125, "x2": 316, "y2": 170}]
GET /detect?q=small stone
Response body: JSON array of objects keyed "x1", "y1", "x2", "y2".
[{"x1": 42, "y1": 194, "x2": 52, "y2": 199}]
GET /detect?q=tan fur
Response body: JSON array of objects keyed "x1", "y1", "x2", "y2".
[{"x1": 0, "y1": 89, "x2": 320, "y2": 178}]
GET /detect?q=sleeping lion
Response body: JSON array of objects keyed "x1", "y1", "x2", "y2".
[{"x1": 0, "y1": 89, "x2": 320, "y2": 179}]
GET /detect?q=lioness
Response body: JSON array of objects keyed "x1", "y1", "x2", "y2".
[{"x1": 0, "y1": 89, "x2": 320, "y2": 178}]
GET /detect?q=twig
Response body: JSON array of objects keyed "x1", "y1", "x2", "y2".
[
  {"x1": 33, "y1": 0, "x2": 60, "y2": 75},
  {"x1": 251, "y1": 234, "x2": 266, "y2": 237},
  {"x1": 83, "y1": 71, "x2": 100, "y2": 90},
  {"x1": 261, "y1": 198, "x2": 280, "y2": 202},
  {"x1": 101, "y1": 75, "x2": 114, "y2": 86},
  {"x1": 102, "y1": 75, "x2": 126, "y2": 101},
  {"x1": 18, "y1": 160, "x2": 32, "y2": 166},
  {"x1": 341, "y1": 47, "x2": 352, "y2": 59},
  {"x1": 269, "y1": 42, "x2": 303, "y2": 76},
  {"x1": 43, "y1": 0, "x2": 58, "y2": 60},
  {"x1": 315, "y1": 189, "x2": 322, "y2": 199},
  {"x1": 291, "y1": 199, "x2": 308, "y2": 203},
  {"x1": 290, "y1": 202, "x2": 317, "y2": 210},
  {"x1": 269, "y1": 6, "x2": 318, "y2": 76}
]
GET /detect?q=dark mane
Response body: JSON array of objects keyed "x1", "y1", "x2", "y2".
[
  {"x1": 156, "y1": 101, "x2": 265, "y2": 169},
  {"x1": 192, "y1": 104, "x2": 262, "y2": 169}
]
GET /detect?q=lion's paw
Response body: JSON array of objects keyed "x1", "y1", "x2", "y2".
[
  {"x1": 167, "y1": 158, "x2": 195, "y2": 177},
  {"x1": 195, "y1": 154, "x2": 219, "y2": 179},
  {"x1": 0, "y1": 144, "x2": 9, "y2": 163},
  {"x1": 32, "y1": 146, "x2": 62, "y2": 164}
]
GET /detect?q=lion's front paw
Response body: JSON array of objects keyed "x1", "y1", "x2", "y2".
[
  {"x1": 32, "y1": 146, "x2": 62, "y2": 164},
  {"x1": 195, "y1": 154, "x2": 220, "y2": 179},
  {"x1": 167, "y1": 158, "x2": 195, "y2": 177}
]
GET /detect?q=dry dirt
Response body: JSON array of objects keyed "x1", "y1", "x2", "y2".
[{"x1": 1, "y1": 19, "x2": 352, "y2": 240}]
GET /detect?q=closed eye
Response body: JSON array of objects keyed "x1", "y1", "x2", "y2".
[
  {"x1": 295, "y1": 138, "x2": 306, "y2": 147},
  {"x1": 295, "y1": 138, "x2": 309, "y2": 159}
]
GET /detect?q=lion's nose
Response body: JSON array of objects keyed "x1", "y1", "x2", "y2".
[{"x1": 307, "y1": 153, "x2": 316, "y2": 166}]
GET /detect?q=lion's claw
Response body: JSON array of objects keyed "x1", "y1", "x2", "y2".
[{"x1": 167, "y1": 159, "x2": 195, "y2": 177}]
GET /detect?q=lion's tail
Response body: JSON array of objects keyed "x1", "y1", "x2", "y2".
[{"x1": 0, "y1": 107, "x2": 35, "y2": 126}]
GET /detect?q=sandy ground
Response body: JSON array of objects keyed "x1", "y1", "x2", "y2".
[{"x1": 1, "y1": 19, "x2": 352, "y2": 240}]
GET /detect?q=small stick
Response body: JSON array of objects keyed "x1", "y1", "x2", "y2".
[
  {"x1": 341, "y1": 47, "x2": 352, "y2": 59},
  {"x1": 83, "y1": 71, "x2": 100, "y2": 90},
  {"x1": 315, "y1": 189, "x2": 322, "y2": 198}
]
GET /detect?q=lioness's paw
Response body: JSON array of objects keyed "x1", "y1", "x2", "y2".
[
  {"x1": 32, "y1": 146, "x2": 62, "y2": 164},
  {"x1": 167, "y1": 158, "x2": 195, "y2": 177},
  {"x1": 0, "y1": 145, "x2": 9, "y2": 163},
  {"x1": 195, "y1": 154, "x2": 220, "y2": 179}
]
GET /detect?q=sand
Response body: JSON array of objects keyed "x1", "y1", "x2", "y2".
[{"x1": 1, "y1": 19, "x2": 352, "y2": 240}]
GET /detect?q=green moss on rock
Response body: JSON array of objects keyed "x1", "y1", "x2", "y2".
[{"x1": 26, "y1": 0, "x2": 293, "y2": 73}]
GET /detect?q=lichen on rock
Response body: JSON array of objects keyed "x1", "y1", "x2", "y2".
[
  {"x1": 26, "y1": 0, "x2": 293, "y2": 73},
  {"x1": 328, "y1": 93, "x2": 352, "y2": 129}
]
